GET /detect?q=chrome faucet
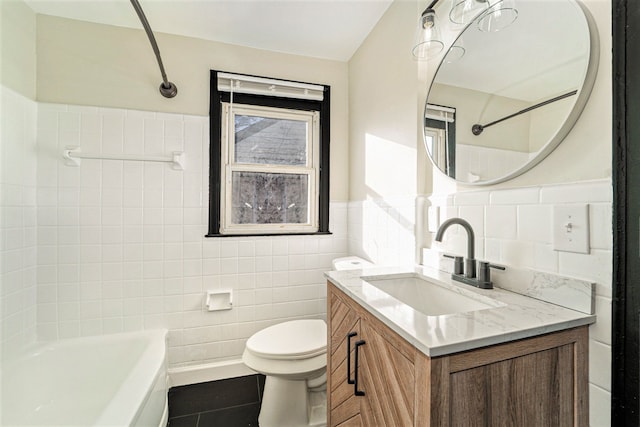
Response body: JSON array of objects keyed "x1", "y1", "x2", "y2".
[
  {"x1": 435, "y1": 217, "x2": 502, "y2": 289},
  {"x1": 435, "y1": 218, "x2": 476, "y2": 278}
]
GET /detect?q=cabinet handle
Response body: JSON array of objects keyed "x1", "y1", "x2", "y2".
[
  {"x1": 347, "y1": 332, "x2": 357, "y2": 384},
  {"x1": 354, "y1": 339, "x2": 366, "y2": 396}
]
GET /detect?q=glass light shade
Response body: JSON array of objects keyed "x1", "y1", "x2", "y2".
[
  {"x1": 445, "y1": 44, "x2": 466, "y2": 63},
  {"x1": 412, "y1": 10, "x2": 444, "y2": 60},
  {"x1": 449, "y1": 0, "x2": 489, "y2": 25},
  {"x1": 477, "y1": 0, "x2": 518, "y2": 32}
]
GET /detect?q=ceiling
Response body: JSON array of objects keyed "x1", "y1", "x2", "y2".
[{"x1": 23, "y1": 0, "x2": 393, "y2": 61}]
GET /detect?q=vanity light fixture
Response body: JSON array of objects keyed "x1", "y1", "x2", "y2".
[
  {"x1": 476, "y1": 0, "x2": 518, "y2": 32},
  {"x1": 449, "y1": 0, "x2": 518, "y2": 32},
  {"x1": 449, "y1": 0, "x2": 490, "y2": 25},
  {"x1": 445, "y1": 39, "x2": 466, "y2": 63},
  {"x1": 412, "y1": 0, "x2": 445, "y2": 60}
]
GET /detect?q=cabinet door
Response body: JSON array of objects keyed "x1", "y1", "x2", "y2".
[
  {"x1": 358, "y1": 320, "x2": 416, "y2": 426},
  {"x1": 449, "y1": 344, "x2": 575, "y2": 426},
  {"x1": 437, "y1": 327, "x2": 589, "y2": 427},
  {"x1": 328, "y1": 283, "x2": 418, "y2": 427},
  {"x1": 328, "y1": 289, "x2": 362, "y2": 426}
]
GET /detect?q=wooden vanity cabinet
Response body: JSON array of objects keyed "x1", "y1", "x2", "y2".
[{"x1": 327, "y1": 282, "x2": 589, "y2": 427}]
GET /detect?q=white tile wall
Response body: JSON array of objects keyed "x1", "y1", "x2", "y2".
[
  {"x1": 6, "y1": 98, "x2": 613, "y2": 423},
  {"x1": 347, "y1": 196, "x2": 416, "y2": 267},
  {"x1": 0, "y1": 86, "x2": 38, "y2": 362},
  {"x1": 427, "y1": 179, "x2": 612, "y2": 426},
  {"x1": 35, "y1": 103, "x2": 348, "y2": 368}
]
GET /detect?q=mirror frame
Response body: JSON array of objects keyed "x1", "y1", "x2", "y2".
[{"x1": 424, "y1": 0, "x2": 600, "y2": 186}]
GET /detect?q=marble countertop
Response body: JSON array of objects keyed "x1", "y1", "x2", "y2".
[{"x1": 325, "y1": 265, "x2": 596, "y2": 357}]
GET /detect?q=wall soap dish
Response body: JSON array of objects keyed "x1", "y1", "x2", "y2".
[{"x1": 206, "y1": 290, "x2": 233, "y2": 311}]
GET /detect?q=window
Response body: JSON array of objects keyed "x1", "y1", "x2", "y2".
[
  {"x1": 208, "y1": 71, "x2": 330, "y2": 236},
  {"x1": 425, "y1": 104, "x2": 456, "y2": 179}
]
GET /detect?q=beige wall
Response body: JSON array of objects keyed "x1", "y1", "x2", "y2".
[
  {"x1": 35, "y1": 14, "x2": 350, "y2": 201},
  {"x1": 429, "y1": 83, "x2": 531, "y2": 152},
  {"x1": 1, "y1": 0, "x2": 36, "y2": 98},
  {"x1": 348, "y1": 0, "x2": 611, "y2": 198},
  {"x1": 348, "y1": 0, "x2": 420, "y2": 201}
]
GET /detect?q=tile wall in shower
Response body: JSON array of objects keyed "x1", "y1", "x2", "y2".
[
  {"x1": 33, "y1": 103, "x2": 348, "y2": 368},
  {"x1": 0, "y1": 86, "x2": 38, "y2": 362}
]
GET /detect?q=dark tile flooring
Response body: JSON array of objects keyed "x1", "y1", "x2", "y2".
[{"x1": 168, "y1": 374, "x2": 266, "y2": 427}]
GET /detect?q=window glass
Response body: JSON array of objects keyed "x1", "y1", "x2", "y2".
[
  {"x1": 234, "y1": 115, "x2": 307, "y2": 166},
  {"x1": 231, "y1": 172, "x2": 309, "y2": 224}
]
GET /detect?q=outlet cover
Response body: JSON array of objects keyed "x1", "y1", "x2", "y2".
[{"x1": 552, "y1": 204, "x2": 590, "y2": 254}]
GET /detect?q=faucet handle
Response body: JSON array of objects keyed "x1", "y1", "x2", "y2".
[
  {"x1": 477, "y1": 261, "x2": 506, "y2": 284},
  {"x1": 443, "y1": 254, "x2": 464, "y2": 275}
]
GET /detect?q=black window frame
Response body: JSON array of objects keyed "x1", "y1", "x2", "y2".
[{"x1": 207, "y1": 70, "x2": 331, "y2": 237}]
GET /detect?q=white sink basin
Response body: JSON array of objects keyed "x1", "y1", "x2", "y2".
[{"x1": 361, "y1": 273, "x2": 503, "y2": 316}]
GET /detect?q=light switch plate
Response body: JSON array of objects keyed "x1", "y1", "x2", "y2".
[{"x1": 552, "y1": 204, "x2": 590, "y2": 254}]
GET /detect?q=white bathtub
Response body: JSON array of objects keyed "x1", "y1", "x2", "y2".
[{"x1": 1, "y1": 329, "x2": 168, "y2": 426}]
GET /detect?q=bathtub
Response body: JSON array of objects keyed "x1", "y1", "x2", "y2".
[{"x1": 1, "y1": 329, "x2": 168, "y2": 426}]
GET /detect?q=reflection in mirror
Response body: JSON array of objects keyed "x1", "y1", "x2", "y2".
[{"x1": 424, "y1": 0, "x2": 598, "y2": 185}]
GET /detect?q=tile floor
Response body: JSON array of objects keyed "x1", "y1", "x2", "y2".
[{"x1": 168, "y1": 374, "x2": 265, "y2": 427}]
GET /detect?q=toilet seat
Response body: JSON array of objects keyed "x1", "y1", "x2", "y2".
[{"x1": 246, "y1": 319, "x2": 327, "y2": 360}]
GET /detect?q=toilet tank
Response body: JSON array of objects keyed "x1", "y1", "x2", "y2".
[{"x1": 331, "y1": 256, "x2": 374, "y2": 271}]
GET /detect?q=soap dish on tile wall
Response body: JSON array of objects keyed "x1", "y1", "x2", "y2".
[{"x1": 206, "y1": 290, "x2": 233, "y2": 311}]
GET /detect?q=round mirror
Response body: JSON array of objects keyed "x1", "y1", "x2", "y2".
[{"x1": 424, "y1": 0, "x2": 598, "y2": 185}]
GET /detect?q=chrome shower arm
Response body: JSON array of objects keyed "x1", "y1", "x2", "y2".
[{"x1": 130, "y1": 0, "x2": 177, "y2": 98}]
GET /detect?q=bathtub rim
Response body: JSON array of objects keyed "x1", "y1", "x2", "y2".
[
  {"x1": 1, "y1": 329, "x2": 168, "y2": 427},
  {"x1": 94, "y1": 328, "x2": 168, "y2": 426}
]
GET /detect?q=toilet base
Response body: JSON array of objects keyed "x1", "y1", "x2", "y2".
[{"x1": 259, "y1": 376, "x2": 326, "y2": 427}]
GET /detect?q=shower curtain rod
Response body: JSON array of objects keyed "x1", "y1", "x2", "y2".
[{"x1": 130, "y1": 0, "x2": 177, "y2": 98}]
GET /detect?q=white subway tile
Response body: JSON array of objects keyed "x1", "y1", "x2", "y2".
[
  {"x1": 590, "y1": 296, "x2": 612, "y2": 345},
  {"x1": 453, "y1": 191, "x2": 489, "y2": 206},
  {"x1": 485, "y1": 206, "x2": 517, "y2": 239},
  {"x1": 532, "y1": 243, "x2": 559, "y2": 273},
  {"x1": 558, "y1": 249, "x2": 612, "y2": 290},
  {"x1": 458, "y1": 205, "x2": 484, "y2": 238},
  {"x1": 589, "y1": 340, "x2": 611, "y2": 391},
  {"x1": 590, "y1": 203, "x2": 613, "y2": 250},
  {"x1": 517, "y1": 204, "x2": 552, "y2": 243},
  {"x1": 489, "y1": 187, "x2": 539, "y2": 205},
  {"x1": 540, "y1": 181, "x2": 612, "y2": 204}
]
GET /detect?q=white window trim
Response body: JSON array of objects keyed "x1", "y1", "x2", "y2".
[{"x1": 220, "y1": 102, "x2": 320, "y2": 235}]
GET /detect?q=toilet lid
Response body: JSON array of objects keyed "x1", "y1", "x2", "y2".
[{"x1": 246, "y1": 319, "x2": 327, "y2": 360}]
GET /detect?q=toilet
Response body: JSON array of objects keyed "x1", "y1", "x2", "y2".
[
  {"x1": 242, "y1": 256, "x2": 372, "y2": 427},
  {"x1": 243, "y1": 319, "x2": 327, "y2": 427}
]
